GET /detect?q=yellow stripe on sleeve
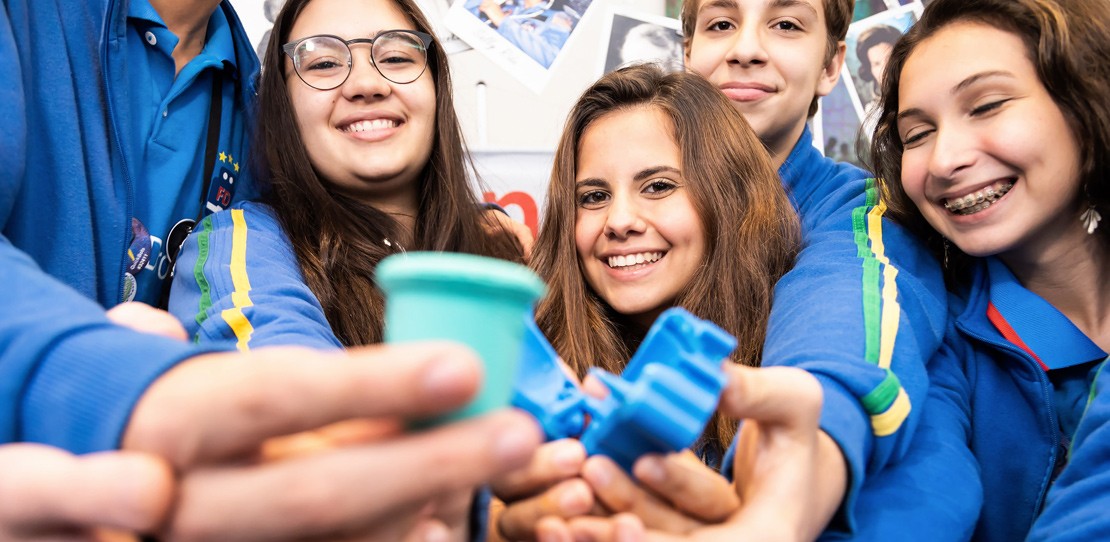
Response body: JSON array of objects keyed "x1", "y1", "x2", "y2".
[
  {"x1": 867, "y1": 199, "x2": 901, "y2": 370},
  {"x1": 871, "y1": 387, "x2": 912, "y2": 437},
  {"x1": 220, "y1": 209, "x2": 255, "y2": 351}
]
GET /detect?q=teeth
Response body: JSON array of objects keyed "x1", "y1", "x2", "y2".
[
  {"x1": 608, "y1": 252, "x2": 663, "y2": 269},
  {"x1": 943, "y1": 180, "x2": 1014, "y2": 215},
  {"x1": 344, "y1": 119, "x2": 397, "y2": 133}
]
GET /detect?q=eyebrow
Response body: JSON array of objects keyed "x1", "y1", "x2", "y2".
[
  {"x1": 575, "y1": 165, "x2": 681, "y2": 188},
  {"x1": 698, "y1": 0, "x2": 739, "y2": 14},
  {"x1": 633, "y1": 165, "x2": 682, "y2": 182},
  {"x1": 897, "y1": 70, "x2": 1016, "y2": 122},
  {"x1": 575, "y1": 178, "x2": 608, "y2": 189},
  {"x1": 770, "y1": 0, "x2": 819, "y2": 19},
  {"x1": 698, "y1": 0, "x2": 818, "y2": 18}
]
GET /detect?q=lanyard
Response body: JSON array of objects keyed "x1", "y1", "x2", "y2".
[{"x1": 157, "y1": 72, "x2": 224, "y2": 309}]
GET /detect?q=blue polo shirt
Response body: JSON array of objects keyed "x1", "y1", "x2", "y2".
[
  {"x1": 123, "y1": 0, "x2": 246, "y2": 304},
  {"x1": 984, "y1": 258, "x2": 1106, "y2": 452}
]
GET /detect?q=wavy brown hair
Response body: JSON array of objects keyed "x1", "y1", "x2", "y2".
[
  {"x1": 257, "y1": 0, "x2": 522, "y2": 346},
  {"x1": 680, "y1": 0, "x2": 854, "y2": 118},
  {"x1": 870, "y1": 0, "x2": 1110, "y2": 283},
  {"x1": 532, "y1": 64, "x2": 801, "y2": 458}
]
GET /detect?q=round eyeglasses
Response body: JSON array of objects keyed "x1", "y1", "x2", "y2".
[{"x1": 282, "y1": 30, "x2": 434, "y2": 90}]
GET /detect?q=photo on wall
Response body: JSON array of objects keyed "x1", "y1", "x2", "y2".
[
  {"x1": 446, "y1": 0, "x2": 596, "y2": 92},
  {"x1": 844, "y1": 2, "x2": 922, "y2": 140},
  {"x1": 598, "y1": 8, "x2": 683, "y2": 76},
  {"x1": 816, "y1": 73, "x2": 867, "y2": 169}
]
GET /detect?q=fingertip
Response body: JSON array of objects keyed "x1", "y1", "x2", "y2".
[
  {"x1": 416, "y1": 342, "x2": 484, "y2": 409},
  {"x1": 492, "y1": 409, "x2": 545, "y2": 468},
  {"x1": 613, "y1": 512, "x2": 646, "y2": 542},
  {"x1": 80, "y1": 451, "x2": 175, "y2": 531},
  {"x1": 556, "y1": 478, "x2": 595, "y2": 515},
  {"x1": 582, "y1": 374, "x2": 610, "y2": 399},
  {"x1": 581, "y1": 455, "x2": 621, "y2": 490},
  {"x1": 631, "y1": 455, "x2": 666, "y2": 485},
  {"x1": 549, "y1": 438, "x2": 588, "y2": 474},
  {"x1": 536, "y1": 516, "x2": 574, "y2": 542}
]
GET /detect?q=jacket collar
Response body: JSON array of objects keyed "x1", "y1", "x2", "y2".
[{"x1": 958, "y1": 258, "x2": 1105, "y2": 371}]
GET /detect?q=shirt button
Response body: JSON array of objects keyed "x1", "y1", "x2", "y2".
[
  {"x1": 162, "y1": 110, "x2": 168, "y2": 118},
  {"x1": 145, "y1": 31, "x2": 157, "y2": 46}
]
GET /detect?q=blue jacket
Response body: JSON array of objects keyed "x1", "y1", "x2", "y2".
[
  {"x1": 922, "y1": 258, "x2": 1106, "y2": 541},
  {"x1": 1029, "y1": 358, "x2": 1110, "y2": 541},
  {"x1": 761, "y1": 128, "x2": 948, "y2": 532},
  {"x1": 170, "y1": 132, "x2": 950, "y2": 536},
  {"x1": 168, "y1": 201, "x2": 344, "y2": 351},
  {"x1": 0, "y1": 0, "x2": 255, "y2": 451}
]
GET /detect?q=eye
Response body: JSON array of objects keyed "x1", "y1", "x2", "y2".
[
  {"x1": 970, "y1": 99, "x2": 1009, "y2": 116},
  {"x1": 577, "y1": 190, "x2": 610, "y2": 208},
  {"x1": 305, "y1": 57, "x2": 345, "y2": 71},
  {"x1": 771, "y1": 19, "x2": 801, "y2": 31},
  {"x1": 376, "y1": 49, "x2": 417, "y2": 65},
  {"x1": 643, "y1": 179, "x2": 678, "y2": 196},
  {"x1": 705, "y1": 19, "x2": 735, "y2": 33},
  {"x1": 901, "y1": 127, "x2": 933, "y2": 148}
]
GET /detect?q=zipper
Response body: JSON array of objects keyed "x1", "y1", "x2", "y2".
[
  {"x1": 100, "y1": 0, "x2": 136, "y2": 304},
  {"x1": 955, "y1": 318, "x2": 1058, "y2": 532}
]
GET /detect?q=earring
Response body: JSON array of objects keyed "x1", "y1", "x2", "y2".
[
  {"x1": 1081, "y1": 205, "x2": 1102, "y2": 235},
  {"x1": 942, "y1": 238, "x2": 950, "y2": 270}
]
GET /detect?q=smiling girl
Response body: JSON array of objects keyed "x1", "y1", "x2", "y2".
[
  {"x1": 530, "y1": 62, "x2": 801, "y2": 466},
  {"x1": 168, "y1": 0, "x2": 523, "y2": 349},
  {"x1": 871, "y1": 0, "x2": 1110, "y2": 538}
]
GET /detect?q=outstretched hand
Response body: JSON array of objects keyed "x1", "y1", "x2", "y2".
[
  {"x1": 123, "y1": 341, "x2": 544, "y2": 541},
  {"x1": 556, "y1": 365, "x2": 844, "y2": 542}
]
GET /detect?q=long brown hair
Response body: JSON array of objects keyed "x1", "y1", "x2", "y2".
[
  {"x1": 256, "y1": 0, "x2": 522, "y2": 346},
  {"x1": 532, "y1": 64, "x2": 801, "y2": 458},
  {"x1": 870, "y1": 0, "x2": 1110, "y2": 282}
]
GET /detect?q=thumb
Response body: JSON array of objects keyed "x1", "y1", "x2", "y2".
[{"x1": 717, "y1": 365, "x2": 823, "y2": 430}]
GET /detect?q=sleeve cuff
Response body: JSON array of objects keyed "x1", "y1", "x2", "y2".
[
  {"x1": 815, "y1": 374, "x2": 871, "y2": 535},
  {"x1": 21, "y1": 323, "x2": 231, "y2": 453}
]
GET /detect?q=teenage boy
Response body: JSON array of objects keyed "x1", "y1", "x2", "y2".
[
  {"x1": 492, "y1": 0, "x2": 950, "y2": 539},
  {"x1": 684, "y1": 0, "x2": 947, "y2": 528}
]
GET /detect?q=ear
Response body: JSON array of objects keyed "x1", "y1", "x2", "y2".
[{"x1": 816, "y1": 41, "x2": 847, "y2": 98}]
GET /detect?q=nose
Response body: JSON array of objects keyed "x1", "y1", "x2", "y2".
[
  {"x1": 927, "y1": 123, "x2": 977, "y2": 180},
  {"x1": 340, "y1": 50, "x2": 391, "y2": 100},
  {"x1": 725, "y1": 21, "x2": 768, "y2": 67},
  {"x1": 603, "y1": 193, "x2": 646, "y2": 240}
]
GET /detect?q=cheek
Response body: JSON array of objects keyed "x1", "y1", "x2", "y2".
[
  {"x1": 289, "y1": 87, "x2": 331, "y2": 132},
  {"x1": 899, "y1": 151, "x2": 930, "y2": 204},
  {"x1": 573, "y1": 216, "x2": 595, "y2": 262},
  {"x1": 686, "y1": 39, "x2": 724, "y2": 76}
]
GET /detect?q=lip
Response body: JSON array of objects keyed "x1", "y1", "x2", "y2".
[
  {"x1": 719, "y1": 81, "x2": 775, "y2": 103},
  {"x1": 936, "y1": 177, "x2": 1015, "y2": 203}
]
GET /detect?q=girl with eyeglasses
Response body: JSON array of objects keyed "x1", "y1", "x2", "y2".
[{"x1": 167, "y1": 0, "x2": 523, "y2": 349}]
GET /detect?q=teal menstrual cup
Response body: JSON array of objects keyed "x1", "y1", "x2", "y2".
[{"x1": 376, "y1": 252, "x2": 547, "y2": 423}]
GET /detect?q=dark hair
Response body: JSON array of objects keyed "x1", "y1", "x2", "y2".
[
  {"x1": 681, "y1": 0, "x2": 854, "y2": 118},
  {"x1": 257, "y1": 0, "x2": 521, "y2": 346},
  {"x1": 854, "y1": 24, "x2": 902, "y2": 84},
  {"x1": 871, "y1": 0, "x2": 1110, "y2": 281},
  {"x1": 532, "y1": 63, "x2": 801, "y2": 459}
]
